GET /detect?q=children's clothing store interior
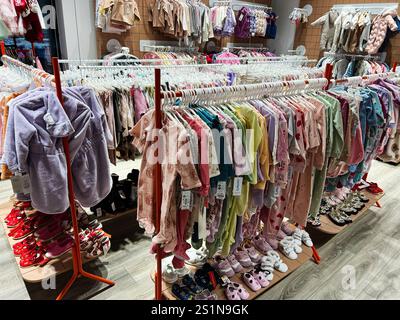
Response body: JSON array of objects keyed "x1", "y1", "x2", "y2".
[{"x1": 1, "y1": 0, "x2": 400, "y2": 301}]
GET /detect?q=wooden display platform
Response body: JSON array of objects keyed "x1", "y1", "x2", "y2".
[
  {"x1": 0, "y1": 200, "x2": 135, "y2": 283},
  {"x1": 152, "y1": 242, "x2": 314, "y2": 300},
  {"x1": 310, "y1": 190, "x2": 384, "y2": 235}
]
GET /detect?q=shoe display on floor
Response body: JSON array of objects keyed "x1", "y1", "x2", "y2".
[
  {"x1": 233, "y1": 247, "x2": 253, "y2": 268},
  {"x1": 182, "y1": 274, "x2": 202, "y2": 294},
  {"x1": 162, "y1": 264, "x2": 178, "y2": 284},
  {"x1": 242, "y1": 272, "x2": 261, "y2": 291},
  {"x1": 213, "y1": 255, "x2": 235, "y2": 277},
  {"x1": 253, "y1": 235, "x2": 273, "y2": 255},
  {"x1": 279, "y1": 239, "x2": 298, "y2": 260},
  {"x1": 19, "y1": 249, "x2": 49, "y2": 268},
  {"x1": 45, "y1": 235, "x2": 74, "y2": 259},
  {"x1": 225, "y1": 284, "x2": 241, "y2": 300},
  {"x1": 243, "y1": 243, "x2": 261, "y2": 263}
]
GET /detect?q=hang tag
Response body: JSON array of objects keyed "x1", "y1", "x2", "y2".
[
  {"x1": 181, "y1": 191, "x2": 192, "y2": 211},
  {"x1": 233, "y1": 177, "x2": 243, "y2": 197},
  {"x1": 220, "y1": 275, "x2": 231, "y2": 286},
  {"x1": 43, "y1": 113, "x2": 55, "y2": 125},
  {"x1": 96, "y1": 207, "x2": 103, "y2": 217},
  {"x1": 238, "y1": 14, "x2": 244, "y2": 21},
  {"x1": 216, "y1": 181, "x2": 226, "y2": 200},
  {"x1": 21, "y1": 174, "x2": 31, "y2": 194},
  {"x1": 11, "y1": 176, "x2": 23, "y2": 194},
  {"x1": 111, "y1": 202, "x2": 116, "y2": 212}
]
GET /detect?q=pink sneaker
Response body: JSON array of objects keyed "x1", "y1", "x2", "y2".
[
  {"x1": 243, "y1": 243, "x2": 261, "y2": 263},
  {"x1": 253, "y1": 235, "x2": 272, "y2": 255},
  {"x1": 225, "y1": 285, "x2": 241, "y2": 300},
  {"x1": 232, "y1": 282, "x2": 249, "y2": 300},
  {"x1": 243, "y1": 272, "x2": 261, "y2": 291},
  {"x1": 233, "y1": 247, "x2": 253, "y2": 268},
  {"x1": 45, "y1": 235, "x2": 74, "y2": 259},
  {"x1": 251, "y1": 270, "x2": 269, "y2": 288},
  {"x1": 34, "y1": 220, "x2": 69, "y2": 241},
  {"x1": 214, "y1": 255, "x2": 235, "y2": 277},
  {"x1": 226, "y1": 254, "x2": 243, "y2": 273},
  {"x1": 276, "y1": 230, "x2": 287, "y2": 241}
]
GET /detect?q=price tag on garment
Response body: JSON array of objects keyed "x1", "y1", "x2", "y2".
[
  {"x1": 216, "y1": 181, "x2": 227, "y2": 200},
  {"x1": 232, "y1": 177, "x2": 243, "y2": 197},
  {"x1": 111, "y1": 202, "x2": 116, "y2": 212},
  {"x1": 181, "y1": 191, "x2": 193, "y2": 211},
  {"x1": 21, "y1": 174, "x2": 31, "y2": 194},
  {"x1": 96, "y1": 208, "x2": 103, "y2": 218},
  {"x1": 238, "y1": 13, "x2": 244, "y2": 22}
]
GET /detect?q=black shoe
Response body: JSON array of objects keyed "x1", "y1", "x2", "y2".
[{"x1": 328, "y1": 211, "x2": 347, "y2": 226}]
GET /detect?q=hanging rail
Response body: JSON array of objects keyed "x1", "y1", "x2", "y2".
[{"x1": 58, "y1": 57, "x2": 196, "y2": 65}]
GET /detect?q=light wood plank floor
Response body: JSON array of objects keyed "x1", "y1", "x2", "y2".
[{"x1": 0, "y1": 160, "x2": 399, "y2": 300}]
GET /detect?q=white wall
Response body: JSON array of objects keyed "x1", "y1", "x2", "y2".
[
  {"x1": 269, "y1": 0, "x2": 300, "y2": 55},
  {"x1": 56, "y1": 0, "x2": 97, "y2": 59}
]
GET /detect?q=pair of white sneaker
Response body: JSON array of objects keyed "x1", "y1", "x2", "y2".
[
  {"x1": 186, "y1": 247, "x2": 208, "y2": 267},
  {"x1": 292, "y1": 228, "x2": 313, "y2": 247},
  {"x1": 260, "y1": 250, "x2": 288, "y2": 276},
  {"x1": 162, "y1": 264, "x2": 191, "y2": 284},
  {"x1": 279, "y1": 236, "x2": 302, "y2": 260}
]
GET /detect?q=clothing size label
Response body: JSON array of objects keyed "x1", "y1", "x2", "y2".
[
  {"x1": 216, "y1": 181, "x2": 226, "y2": 200},
  {"x1": 233, "y1": 177, "x2": 243, "y2": 197},
  {"x1": 181, "y1": 191, "x2": 193, "y2": 211},
  {"x1": 43, "y1": 113, "x2": 55, "y2": 125},
  {"x1": 238, "y1": 13, "x2": 244, "y2": 21}
]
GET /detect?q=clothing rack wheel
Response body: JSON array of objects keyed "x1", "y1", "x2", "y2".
[
  {"x1": 309, "y1": 190, "x2": 384, "y2": 235},
  {"x1": 151, "y1": 224, "x2": 314, "y2": 300}
]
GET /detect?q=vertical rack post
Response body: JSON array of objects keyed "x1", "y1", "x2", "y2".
[
  {"x1": 154, "y1": 68, "x2": 163, "y2": 300},
  {"x1": 324, "y1": 63, "x2": 333, "y2": 89},
  {"x1": 0, "y1": 41, "x2": 5, "y2": 56},
  {"x1": 51, "y1": 57, "x2": 115, "y2": 300}
]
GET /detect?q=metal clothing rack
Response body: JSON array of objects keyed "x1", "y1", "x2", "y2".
[
  {"x1": 152, "y1": 62, "x2": 400, "y2": 299},
  {"x1": 331, "y1": 3, "x2": 398, "y2": 15},
  {"x1": 152, "y1": 72, "x2": 330, "y2": 299},
  {"x1": 210, "y1": 0, "x2": 272, "y2": 11},
  {"x1": 58, "y1": 57, "x2": 196, "y2": 66},
  {"x1": 142, "y1": 45, "x2": 199, "y2": 53},
  {"x1": 1, "y1": 55, "x2": 115, "y2": 300}
]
